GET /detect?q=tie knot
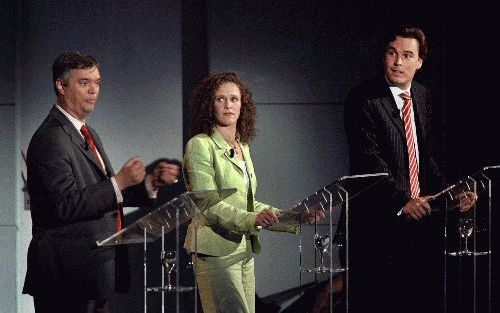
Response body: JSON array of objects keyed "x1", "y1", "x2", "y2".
[
  {"x1": 80, "y1": 125, "x2": 90, "y2": 137},
  {"x1": 399, "y1": 92, "x2": 411, "y2": 101},
  {"x1": 80, "y1": 125, "x2": 94, "y2": 145}
]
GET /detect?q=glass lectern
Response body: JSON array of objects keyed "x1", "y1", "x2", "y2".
[
  {"x1": 436, "y1": 165, "x2": 498, "y2": 313},
  {"x1": 282, "y1": 173, "x2": 388, "y2": 313},
  {"x1": 97, "y1": 188, "x2": 236, "y2": 313}
]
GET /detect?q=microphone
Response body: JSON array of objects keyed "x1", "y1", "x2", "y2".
[{"x1": 229, "y1": 148, "x2": 235, "y2": 158}]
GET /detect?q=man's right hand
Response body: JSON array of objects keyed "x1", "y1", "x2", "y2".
[
  {"x1": 402, "y1": 196, "x2": 433, "y2": 220},
  {"x1": 115, "y1": 157, "x2": 146, "y2": 190}
]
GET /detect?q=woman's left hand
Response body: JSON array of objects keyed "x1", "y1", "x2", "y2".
[{"x1": 301, "y1": 208, "x2": 325, "y2": 224}]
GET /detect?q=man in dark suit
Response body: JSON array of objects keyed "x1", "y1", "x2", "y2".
[
  {"x1": 343, "y1": 27, "x2": 447, "y2": 313},
  {"x1": 23, "y1": 51, "x2": 180, "y2": 313}
]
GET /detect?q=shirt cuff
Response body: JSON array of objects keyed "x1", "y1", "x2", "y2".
[
  {"x1": 246, "y1": 212, "x2": 260, "y2": 234},
  {"x1": 396, "y1": 207, "x2": 404, "y2": 216},
  {"x1": 145, "y1": 174, "x2": 158, "y2": 199},
  {"x1": 110, "y1": 176, "x2": 123, "y2": 204}
]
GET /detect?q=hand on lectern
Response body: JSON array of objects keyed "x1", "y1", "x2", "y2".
[
  {"x1": 286, "y1": 201, "x2": 325, "y2": 224},
  {"x1": 401, "y1": 196, "x2": 433, "y2": 220},
  {"x1": 300, "y1": 207, "x2": 325, "y2": 224},
  {"x1": 454, "y1": 191, "x2": 477, "y2": 212}
]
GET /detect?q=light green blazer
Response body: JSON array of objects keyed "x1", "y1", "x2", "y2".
[{"x1": 183, "y1": 128, "x2": 295, "y2": 256}]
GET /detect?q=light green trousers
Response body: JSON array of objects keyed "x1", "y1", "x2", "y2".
[{"x1": 193, "y1": 238, "x2": 255, "y2": 313}]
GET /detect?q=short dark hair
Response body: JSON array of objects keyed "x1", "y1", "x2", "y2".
[
  {"x1": 384, "y1": 26, "x2": 428, "y2": 61},
  {"x1": 189, "y1": 72, "x2": 257, "y2": 143},
  {"x1": 52, "y1": 51, "x2": 99, "y2": 96}
]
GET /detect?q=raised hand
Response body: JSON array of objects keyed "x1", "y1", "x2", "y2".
[
  {"x1": 152, "y1": 161, "x2": 181, "y2": 189},
  {"x1": 115, "y1": 156, "x2": 146, "y2": 190}
]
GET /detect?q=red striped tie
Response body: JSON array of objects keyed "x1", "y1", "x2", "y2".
[{"x1": 399, "y1": 92, "x2": 420, "y2": 199}]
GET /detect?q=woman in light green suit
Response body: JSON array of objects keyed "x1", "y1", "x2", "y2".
[{"x1": 183, "y1": 72, "x2": 306, "y2": 313}]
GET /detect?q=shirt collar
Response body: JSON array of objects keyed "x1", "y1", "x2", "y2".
[
  {"x1": 55, "y1": 104, "x2": 85, "y2": 137},
  {"x1": 385, "y1": 78, "x2": 411, "y2": 111}
]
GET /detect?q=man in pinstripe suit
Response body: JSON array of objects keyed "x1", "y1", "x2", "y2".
[{"x1": 344, "y1": 26, "x2": 446, "y2": 313}]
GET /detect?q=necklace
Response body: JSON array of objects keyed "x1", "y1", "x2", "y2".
[
  {"x1": 227, "y1": 139, "x2": 239, "y2": 158},
  {"x1": 221, "y1": 134, "x2": 239, "y2": 158},
  {"x1": 228, "y1": 141, "x2": 238, "y2": 151},
  {"x1": 216, "y1": 127, "x2": 240, "y2": 158}
]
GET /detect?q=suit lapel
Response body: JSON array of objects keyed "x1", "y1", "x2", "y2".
[
  {"x1": 239, "y1": 144, "x2": 254, "y2": 177},
  {"x1": 87, "y1": 125, "x2": 114, "y2": 176},
  {"x1": 379, "y1": 92, "x2": 405, "y2": 138},
  {"x1": 211, "y1": 128, "x2": 257, "y2": 212},
  {"x1": 239, "y1": 143, "x2": 257, "y2": 196},
  {"x1": 410, "y1": 85, "x2": 426, "y2": 140},
  {"x1": 379, "y1": 82, "x2": 427, "y2": 151},
  {"x1": 50, "y1": 107, "x2": 108, "y2": 177},
  {"x1": 211, "y1": 128, "x2": 243, "y2": 173}
]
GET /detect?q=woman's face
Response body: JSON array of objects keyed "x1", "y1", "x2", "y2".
[{"x1": 213, "y1": 82, "x2": 241, "y2": 128}]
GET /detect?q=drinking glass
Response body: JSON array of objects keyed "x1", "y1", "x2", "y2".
[
  {"x1": 314, "y1": 233, "x2": 330, "y2": 272},
  {"x1": 161, "y1": 250, "x2": 176, "y2": 290},
  {"x1": 458, "y1": 218, "x2": 474, "y2": 255}
]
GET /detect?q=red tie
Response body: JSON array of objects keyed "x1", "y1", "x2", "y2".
[
  {"x1": 399, "y1": 92, "x2": 420, "y2": 199},
  {"x1": 80, "y1": 125, "x2": 105, "y2": 172},
  {"x1": 80, "y1": 125, "x2": 122, "y2": 231}
]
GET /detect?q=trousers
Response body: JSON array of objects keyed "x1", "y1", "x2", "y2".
[{"x1": 193, "y1": 238, "x2": 255, "y2": 313}]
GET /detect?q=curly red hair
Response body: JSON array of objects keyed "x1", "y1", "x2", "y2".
[{"x1": 190, "y1": 72, "x2": 257, "y2": 143}]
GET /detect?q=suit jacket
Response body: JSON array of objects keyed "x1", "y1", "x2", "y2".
[
  {"x1": 343, "y1": 77, "x2": 447, "y2": 257},
  {"x1": 23, "y1": 106, "x2": 152, "y2": 299},
  {"x1": 344, "y1": 77, "x2": 445, "y2": 214},
  {"x1": 183, "y1": 128, "x2": 295, "y2": 257},
  {"x1": 343, "y1": 77, "x2": 449, "y2": 312}
]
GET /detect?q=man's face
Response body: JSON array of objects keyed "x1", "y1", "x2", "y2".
[
  {"x1": 384, "y1": 36, "x2": 423, "y2": 90},
  {"x1": 56, "y1": 66, "x2": 100, "y2": 121}
]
